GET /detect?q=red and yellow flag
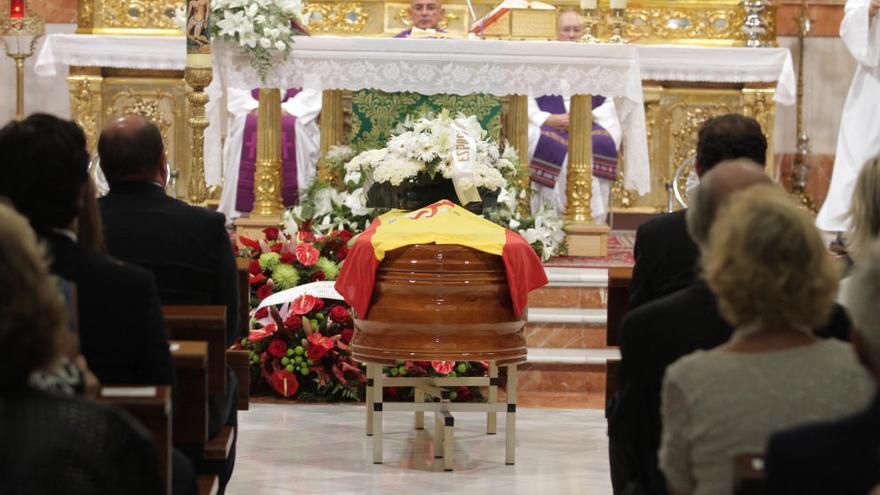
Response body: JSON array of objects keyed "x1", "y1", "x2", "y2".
[{"x1": 335, "y1": 200, "x2": 548, "y2": 318}]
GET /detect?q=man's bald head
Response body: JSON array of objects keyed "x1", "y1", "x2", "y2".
[
  {"x1": 98, "y1": 115, "x2": 166, "y2": 187},
  {"x1": 409, "y1": 0, "x2": 443, "y2": 30},
  {"x1": 686, "y1": 159, "x2": 772, "y2": 247},
  {"x1": 557, "y1": 10, "x2": 584, "y2": 41}
]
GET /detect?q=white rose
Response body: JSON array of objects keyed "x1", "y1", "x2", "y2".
[
  {"x1": 260, "y1": 37, "x2": 273, "y2": 49},
  {"x1": 275, "y1": 40, "x2": 286, "y2": 51}
]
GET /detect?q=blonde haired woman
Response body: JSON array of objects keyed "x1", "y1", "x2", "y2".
[
  {"x1": 845, "y1": 156, "x2": 880, "y2": 263},
  {"x1": 658, "y1": 185, "x2": 874, "y2": 495}
]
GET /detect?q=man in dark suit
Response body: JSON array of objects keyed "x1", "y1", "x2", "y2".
[
  {"x1": 608, "y1": 160, "x2": 771, "y2": 494},
  {"x1": 765, "y1": 242, "x2": 880, "y2": 495},
  {"x1": 0, "y1": 114, "x2": 198, "y2": 495},
  {"x1": 626, "y1": 114, "x2": 768, "y2": 312},
  {"x1": 97, "y1": 116, "x2": 239, "y2": 492}
]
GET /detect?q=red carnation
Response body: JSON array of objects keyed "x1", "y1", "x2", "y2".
[
  {"x1": 456, "y1": 386, "x2": 473, "y2": 402},
  {"x1": 256, "y1": 284, "x2": 273, "y2": 301},
  {"x1": 295, "y1": 243, "x2": 320, "y2": 266},
  {"x1": 310, "y1": 271, "x2": 326, "y2": 282},
  {"x1": 270, "y1": 369, "x2": 299, "y2": 398},
  {"x1": 291, "y1": 294, "x2": 319, "y2": 315},
  {"x1": 337, "y1": 230, "x2": 354, "y2": 243},
  {"x1": 280, "y1": 251, "x2": 296, "y2": 265},
  {"x1": 340, "y1": 328, "x2": 354, "y2": 344},
  {"x1": 254, "y1": 307, "x2": 269, "y2": 320},
  {"x1": 306, "y1": 333, "x2": 334, "y2": 361},
  {"x1": 248, "y1": 259, "x2": 262, "y2": 275},
  {"x1": 313, "y1": 298, "x2": 325, "y2": 311},
  {"x1": 431, "y1": 361, "x2": 455, "y2": 375},
  {"x1": 283, "y1": 313, "x2": 302, "y2": 331},
  {"x1": 329, "y1": 305, "x2": 351, "y2": 323},
  {"x1": 248, "y1": 323, "x2": 277, "y2": 342},
  {"x1": 267, "y1": 338, "x2": 288, "y2": 358},
  {"x1": 336, "y1": 245, "x2": 349, "y2": 261},
  {"x1": 249, "y1": 273, "x2": 267, "y2": 286},
  {"x1": 263, "y1": 226, "x2": 280, "y2": 241}
]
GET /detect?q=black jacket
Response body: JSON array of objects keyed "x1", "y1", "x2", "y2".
[
  {"x1": 765, "y1": 393, "x2": 880, "y2": 494},
  {"x1": 99, "y1": 182, "x2": 240, "y2": 347},
  {"x1": 45, "y1": 231, "x2": 174, "y2": 386},
  {"x1": 627, "y1": 210, "x2": 700, "y2": 312}
]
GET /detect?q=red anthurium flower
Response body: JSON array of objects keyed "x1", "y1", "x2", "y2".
[
  {"x1": 267, "y1": 338, "x2": 288, "y2": 358},
  {"x1": 295, "y1": 243, "x2": 320, "y2": 266},
  {"x1": 270, "y1": 369, "x2": 299, "y2": 398},
  {"x1": 291, "y1": 294, "x2": 319, "y2": 315},
  {"x1": 263, "y1": 226, "x2": 280, "y2": 241},
  {"x1": 249, "y1": 273, "x2": 268, "y2": 286},
  {"x1": 256, "y1": 284, "x2": 273, "y2": 301},
  {"x1": 280, "y1": 251, "x2": 296, "y2": 265},
  {"x1": 254, "y1": 307, "x2": 269, "y2": 320},
  {"x1": 297, "y1": 230, "x2": 315, "y2": 243},
  {"x1": 306, "y1": 333, "x2": 334, "y2": 361},
  {"x1": 431, "y1": 361, "x2": 455, "y2": 375},
  {"x1": 248, "y1": 323, "x2": 277, "y2": 342},
  {"x1": 270, "y1": 242, "x2": 283, "y2": 253},
  {"x1": 239, "y1": 236, "x2": 261, "y2": 251},
  {"x1": 248, "y1": 259, "x2": 262, "y2": 275}
]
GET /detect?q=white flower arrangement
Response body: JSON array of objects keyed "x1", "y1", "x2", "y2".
[
  {"x1": 209, "y1": 0, "x2": 305, "y2": 83},
  {"x1": 344, "y1": 111, "x2": 508, "y2": 192}
]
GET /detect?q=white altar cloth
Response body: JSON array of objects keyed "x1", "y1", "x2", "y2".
[{"x1": 34, "y1": 34, "x2": 186, "y2": 74}]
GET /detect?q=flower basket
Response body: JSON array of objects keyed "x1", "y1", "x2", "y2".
[{"x1": 365, "y1": 173, "x2": 499, "y2": 214}]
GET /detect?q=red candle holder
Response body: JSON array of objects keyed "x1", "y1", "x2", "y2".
[{"x1": 10, "y1": 0, "x2": 24, "y2": 19}]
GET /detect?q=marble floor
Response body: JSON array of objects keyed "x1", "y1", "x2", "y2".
[{"x1": 228, "y1": 403, "x2": 613, "y2": 495}]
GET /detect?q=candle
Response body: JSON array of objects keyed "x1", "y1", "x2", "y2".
[
  {"x1": 610, "y1": 0, "x2": 627, "y2": 8},
  {"x1": 580, "y1": 0, "x2": 597, "y2": 9},
  {"x1": 10, "y1": 0, "x2": 24, "y2": 18}
]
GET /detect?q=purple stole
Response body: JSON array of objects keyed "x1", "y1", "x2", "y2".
[
  {"x1": 530, "y1": 95, "x2": 619, "y2": 190},
  {"x1": 394, "y1": 27, "x2": 446, "y2": 38},
  {"x1": 236, "y1": 88, "x2": 301, "y2": 212}
]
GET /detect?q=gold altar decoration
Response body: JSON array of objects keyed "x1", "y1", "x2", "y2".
[
  {"x1": 304, "y1": 2, "x2": 370, "y2": 33},
  {"x1": 252, "y1": 88, "x2": 285, "y2": 217},
  {"x1": 477, "y1": 7, "x2": 558, "y2": 40},
  {"x1": 77, "y1": 0, "x2": 182, "y2": 36},
  {"x1": 184, "y1": 66, "x2": 211, "y2": 204},
  {"x1": 1, "y1": 0, "x2": 44, "y2": 120}
]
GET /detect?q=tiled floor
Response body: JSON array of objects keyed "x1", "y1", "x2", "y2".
[{"x1": 228, "y1": 403, "x2": 613, "y2": 494}]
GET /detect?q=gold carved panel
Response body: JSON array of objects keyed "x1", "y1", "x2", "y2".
[
  {"x1": 79, "y1": 0, "x2": 184, "y2": 35},
  {"x1": 304, "y1": 3, "x2": 370, "y2": 33}
]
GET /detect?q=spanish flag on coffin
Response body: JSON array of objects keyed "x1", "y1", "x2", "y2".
[{"x1": 334, "y1": 200, "x2": 549, "y2": 318}]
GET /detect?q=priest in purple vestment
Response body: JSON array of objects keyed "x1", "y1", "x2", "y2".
[
  {"x1": 527, "y1": 10, "x2": 623, "y2": 224},
  {"x1": 395, "y1": 0, "x2": 446, "y2": 37}
]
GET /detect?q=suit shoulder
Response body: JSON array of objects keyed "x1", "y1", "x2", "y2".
[
  {"x1": 167, "y1": 197, "x2": 227, "y2": 227},
  {"x1": 636, "y1": 210, "x2": 687, "y2": 238}
]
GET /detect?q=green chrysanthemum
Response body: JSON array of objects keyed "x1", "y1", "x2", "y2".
[
  {"x1": 272, "y1": 264, "x2": 301, "y2": 290},
  {"x1": 259, "y1": 252, "x2": 281, "y2": 271},
  {"x1": 314, "y1": 256, "x2": 340, "y2": 281}
]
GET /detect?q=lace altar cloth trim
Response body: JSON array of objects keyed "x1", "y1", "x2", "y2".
[
  {"x1": 637, "y1": 45, "x2": 796, "y2": 106},
  {"x1": 34, "y1": 34, "x2": 186, "y2": 75}
]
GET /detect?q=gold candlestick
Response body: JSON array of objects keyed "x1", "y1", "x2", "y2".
[
  {"x1": 607, "y1": 8, "x2": 628, "y2": 44},
  {"x1": 1, "y1": 1, "x2": 45, "y2": 120},
  {"x1": 185, "y1": 66, "x2": 212, "y2": 204},
  {"x1": 579, "y1": 9, "x2": 600, "y2": 43}
]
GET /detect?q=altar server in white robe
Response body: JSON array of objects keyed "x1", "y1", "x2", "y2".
[
  {"x1": 216, "y1": 87, "x2": 322, "y2": 222},
  {"x1": 816, "y1": 0, "x2": 880, "y2": 232},
  {"x1": 528, "y1": 10, "x2": 623, "y2": 223}
]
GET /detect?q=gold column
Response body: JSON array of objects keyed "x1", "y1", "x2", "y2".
[
  {"x1": 184, "y1": 66, "x2": 212, "y2": 204},
  {"x1": 505, "y1": 94, "x2": 530, "y2": 210},
  {"x1": 253, "y1": 88, "x2": 284, "y2": 216},
  {"x1": 565, "y1": 94, "x2": 609, "y2": 257},
  {"x1": 318, "y1": 89, "x2": 345, "y2": 181}
]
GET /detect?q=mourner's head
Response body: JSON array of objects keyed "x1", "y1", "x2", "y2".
[
  {"x1": 409, "y1": 0, "x2": 444, "y2": 30},
  {"x1": 557, "y1": 10, "x2": 585, "y2": 41},
  {"x1": 695, "y1": 114, "x2": 767, "y2": 176},
  {"x1": 98, "y1": 115, "x2": 167, "y2": 188},
  {"x1": 0, "y1": 113, "x2": 89, "y2": 232},
  {"x1": 686, "y1": 158, "x2": 771, "y2": 248}
]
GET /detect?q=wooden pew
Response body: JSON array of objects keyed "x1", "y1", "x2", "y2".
[
  {"x1": 733, "y1": 453, "x2": 766, "y2": 495},
  {"x1": 170, "y1": 340, "x2": 209, "y2": 446},
  {"x1": 164, "y1": 305, "x2": 250, "y2": 410},
  {"x1": 98, "y1": 385, "x2": 172, "y2": 495}
]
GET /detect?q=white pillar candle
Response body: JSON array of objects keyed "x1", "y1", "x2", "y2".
[
  {"x1": 610, "y1": 0, "x2": 627, "y2": 8},
  {"x1": 580, "y1": 0, "x2": 597, "y2": 9}
]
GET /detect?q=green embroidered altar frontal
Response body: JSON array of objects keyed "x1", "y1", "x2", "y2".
[{"x1": 350, "y1": 90, "x2": 503, "y2": 151}]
